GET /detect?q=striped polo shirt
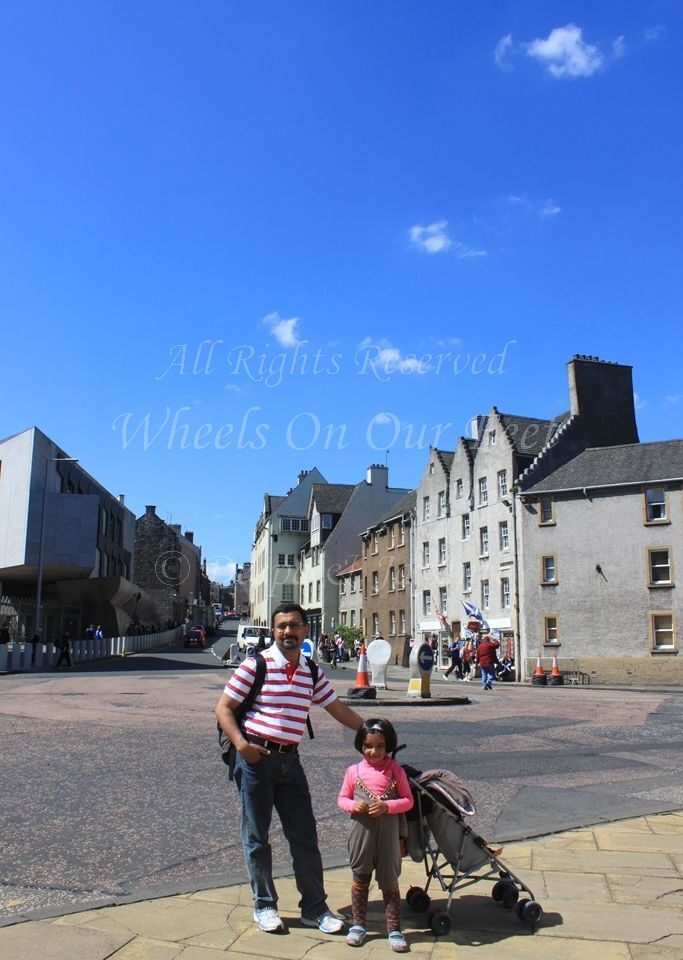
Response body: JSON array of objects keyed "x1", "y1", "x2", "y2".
[{"x1": 224, "y1": 645, "x2": 337, "y2": 744}]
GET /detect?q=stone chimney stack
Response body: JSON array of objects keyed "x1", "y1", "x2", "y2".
[
  {"x1": 470, "y1": 416, "x2": 486, "y2": 441},
  {"x1": 119, "y1": 494, "x2": 125, "y2": 505},
  {"x1": 567, "y1": 355, "x2": 639, "y2": 447},
  {"x1": 145, "y1": 505, "x2": 156, "y2": 516},
  {"x1": 184, "y1": 531, "x2": 194, "y2": 543},
  {"x1": 366, "y1": 464, "x2": 389, "y2": 486}
]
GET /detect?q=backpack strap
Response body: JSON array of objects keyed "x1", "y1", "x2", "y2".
[
  {"x1": 218, "y1": 652, "x2": 267, "y2": 778},
  {"x1": 304, "y1": 655, "x2": 318, "y2": 740}
]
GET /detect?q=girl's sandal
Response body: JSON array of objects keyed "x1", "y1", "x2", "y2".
[
  {"x1": 388, "y1": 930, "x2": 409, "y2": 952},
  {"x1": 345, "y1": 925, "x2": 367, "y2": 947}
]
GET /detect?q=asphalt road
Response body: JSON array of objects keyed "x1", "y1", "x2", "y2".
[{"x1": 1, "y1": 626, "x2": 682, "y2": 926}]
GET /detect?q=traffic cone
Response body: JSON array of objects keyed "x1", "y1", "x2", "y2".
[
  {"x1": 548, "y1": 653, "x2": 563, "y2": 686},
  {"x1": 531, "y1": 651, "x2": 547, "y2": 686},
  {"x1": 347, "y1": 643, "x2": 376, "y2": 699}
]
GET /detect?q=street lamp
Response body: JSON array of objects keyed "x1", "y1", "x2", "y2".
[{"x1": 34, "y1": 456, "x2": 79, "y2": 642}]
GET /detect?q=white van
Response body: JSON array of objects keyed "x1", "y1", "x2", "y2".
[{"x1": 236, "y1": 624, "x2": 272, "y2": 652}]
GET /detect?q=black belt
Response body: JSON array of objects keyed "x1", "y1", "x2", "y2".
[{"x1": 249, "y1": 735, "x2": 298, "y2": 753}]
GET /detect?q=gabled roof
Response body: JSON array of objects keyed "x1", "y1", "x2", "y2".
[
  {"x1": 375, "y1": 489, "x2": 417, "y2": 525},
  {"x1": 521, "y1": 439, "x2": 683, "y2": 494},
  {"x1": 309, "y1": 482, "x2": 354, "y2": 515},
  {"x1": 433, "y1": 449, "x2": 454, "y2": 474},
  {"x1": 338, "y1": 558, "x2": 363, "y2": 577},
  {"x1": 496, "y1": 410, "x2": 570, "y2": 457},
  {"x1": 265, "y1": 494, "x2": 286, "y2": 513}
]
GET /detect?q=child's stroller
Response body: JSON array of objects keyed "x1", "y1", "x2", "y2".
[{"x1": 403, "y1": 766, "x2": 543, "y2": 936}]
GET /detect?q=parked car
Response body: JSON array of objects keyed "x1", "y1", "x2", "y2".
[
  {"x1": 236, "y1": 624, "x2": 272, "y2": 652},
  {"x1": 224, "y1": 611, "x2": 240, "y2": 621},
  {"x1": 184, "y1": 626, "x2": 207, "y2": 648}
]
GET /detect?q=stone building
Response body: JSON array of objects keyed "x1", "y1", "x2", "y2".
[
  {"x1": 133, "y1": 506, "x2": 184, "y2": 626},
  {"x1": 337, "y1": 559, "x2": 363, "y2": 634}
]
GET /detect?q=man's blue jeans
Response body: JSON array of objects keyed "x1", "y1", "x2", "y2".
[
  {"x1": 481, "y1": 665, "x2": 495, "y2": 688},
  {"x1": 234, "y1": 749, "x2": 328, "y2": 917}
]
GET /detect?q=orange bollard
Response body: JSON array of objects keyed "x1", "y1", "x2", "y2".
[
  {"x1": 548, "y1": 653, "x2": 563, "y2": 686},
  {"x1": 531, "y1": 651, "x2": 547, "y2": 686},
  {"x1": 353, "y1": 644, "x2": 370, "y2": 688}
]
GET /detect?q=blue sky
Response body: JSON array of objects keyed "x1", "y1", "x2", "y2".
[{"x1": 2, "y1": 2, "x2": 681, "y2": 583}]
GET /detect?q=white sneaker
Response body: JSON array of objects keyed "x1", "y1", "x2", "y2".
[
  {"x1": 254, "y1": 907, "x2": 285, "y2": 932},
  {"x1": 301, "y1": 910, "x2": 344, "y2": 933}
]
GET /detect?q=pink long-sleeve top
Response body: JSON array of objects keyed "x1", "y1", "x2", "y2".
[{"x1": 337, "y1": 757, "x2": 414, "y2": 815}]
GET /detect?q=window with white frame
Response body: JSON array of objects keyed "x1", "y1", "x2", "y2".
[
  {"x1": 478, "y1": 477, "x2": 488, "y2": 505},
  {"x1": 372, "y1": 613, "x2": 379, "y2": 635},
  {"x1": 282, "y1": 584, "x2": 294, "y2": 601},
  {"x1": 311, "y1": 514, "x2": 320, "y2": 532},
  {"x1": 462, "y1": 513, "x2": 471, "y2": 539},
  {"x1": 423, "y1": 496, "x2": 430, "y2": 522},
  {"x1": 455, "y1": 478, "x2": 463, "y2": 499},
  {"x1": 648, "y1": 548, "x2": 672, "y2": 585},
  {"x1": 389, "y1": 525, "x2": 395, "y2": 548},
  {"x1": 481, "y1": 579, "x2": 490, "y2": 610},
  {"x1": 439, "y1": 586, "x2": 448, "y2": 614},
  {"x1": 340, "y1": 578, "x2": 346, "y2": 595},
  {"x1": 300, "y1": 585, "x2": 305, "y2": 603},
  {"x1": 498, "y1": 469, "x2": 508, "y2": 499},
  {"x1": 501, "y1": 577, "x2": 510, "y2": 608},
  {"x1": 287, "y1": 554, "x2": 295, "y2": 566},
  {"x1": 308, "y1": 582, "x2": 313, "y2": 602},
  {"x1": 389, "y1": 610, "x2": 396, "y2": 635},
  {"x1": 350, "y1": 575, "x2": 356, "y2": 593},
  {"x1": 645, "y1": 488, "x2": 667, "y2": 523},
  {"x1": 499, "y1": 520, "x2": 509, "y2": 551},
  {"x1": 399, "y1": 523, "x2": 406, "y2": 546},
  {"x1": 463, "y1": 562, "x2": 471, "y2": 592},
  {"x1": 540, "y1": 497, "x2": 555, "y2": 524},
  {"x1": 650, "y1": 612, "x2": 675, "y2": 651},
  {"x1": 438, "y1": 537, "x2": 446, "y2": 565},
  {"x1": 389, "y1": 566, "x2": 396, "y2": 591},
  {"x1": 350, "y1": 609, "x2": 356, "y2": 626},
  {"x1": 277, "y1": 553, "x2": 285, "y2": 566},
  {"x1": 542, "y1": 555, "x2": 557, "y2": 583},
  {"x1": 544, "y1": 615, "x2": 559, "y2": 643},
  {"x1": 422, "y1": 541, "x2": 430, "y2": 567},
  {"x1": 316, "y1": 580, "x2": 321, "y2": 601},
  {"x1": 480, "y1": 526, "x2": 489, "y2": 556},
  {"x1": 322, "y1": 514, "x2": 333, "y2": 529},
  {"x1": 437, "y1": 490, "x2": 446, "y2": 517},
  {"x1": 423, "y1": 590, "x2": 432, "y2": 615},
  {"x1": 372, "y1": 531, "x2": 379, "y2": 554},
  {"x1": 399, "y1": 609, "x2": 406, "y2": 634},
  {"x1": 398, "y1": 564, "x2": 406, "y2": 589},
  {"x1": 341, "y1": 611, "x2": 347, "y2": 625},
  {"x1": 372, "y1": 571, "x2": 379, "y2": 594}
]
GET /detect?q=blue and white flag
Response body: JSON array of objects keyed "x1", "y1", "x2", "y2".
[{"x1": 461, "y1": 599, "x2": 489, "y2": 632}]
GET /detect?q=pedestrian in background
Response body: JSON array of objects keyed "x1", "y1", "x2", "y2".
[
  {"x1": 54, "y1": 631, "x2": 74, "y2": 670},
  {"x1": 476, "y1": 629, "x2": 500, "y2": 690}
]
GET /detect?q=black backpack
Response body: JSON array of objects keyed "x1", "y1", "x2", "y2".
[{"x1": 217, "y1": 652, "x2": 319, "y2": 779}]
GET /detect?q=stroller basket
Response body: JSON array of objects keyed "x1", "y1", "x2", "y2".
[{"x1": 404, "y1": 773, "x2": 543, "y2": 936}]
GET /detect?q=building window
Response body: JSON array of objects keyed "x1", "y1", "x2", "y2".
[
  {"x1": 499, "y1": 520, "x2": 509, "y2": 552},
  {"x1": 350, "y1": 575, "x2": 357, "y2": 594},
  {"x1": 278, "y1": 553, "x2": 285, "y2": 566},
  {"x1": 372, "y1": 571, "x2": 379, "y2": 594},
  {"x1": 423, "y1": 496, "x2": 430, "y2": 522},
  {"x1": 540, "y1": 497, "x2": 555, "y2": 524},
  {"x1": 542, "y1": 555, "x2": 557, "y2": 583},
  {"x1": 316, "y1": 580, "x2": 321, "y2": 601},
  {"x1": 437, "y1": 490, "x2": 446, "y2": 517},
  {"x1": 544, "y1": 615, "x2": 559, "y2": 644},
  {"x1": 398, "y1": 564, "x2": 406, "y2": 589},
  {"x1": 455, "y1": 478, "x2": 463, "y2": 499},
  {"x1": 648, "y1": 548, "x2": 672, "y2": 586},
  {"x1": 282, "y1": 584, "x2": 294, "y2": 601},
  {"x1": 480, "y1": 526, "x2": 489, "y2": 556},
  {"x1": 372, "y1": 531, "x2": 379, "y2": 554},
  {"x1": 501, "y1": 577, "x2": 510, "y2": 608},
  {"x1": 350, "y1": 610, "x2": 356, "y2": 627},
  {"x1": 463, "y1": 562, "x2": 471, "y2": 592},
  {"x1": 422, "y1": 541, "x2": 430, "y2": 567},
  {"x1": 481, "y1": 580, "x2": 489, "y2": 610},
  {"x1": 438, "y1": 538, "x2": 446, "y2": 566},
  {"x1": 399, "y1": 523, "x2": 406, "y2": 546},
  {"x1": 372, "y1": 613, "x2": 379, "y2": 635},
  {"x1": 439, "y1": 586, "x2": 448, "y2": 615},
  {"x1": 645, "y1": 488, "x2": 667, "y2": 523},
  {"x1": 650, "y1": 613, "x2": 676, "y2": 651},
  {"x1": 389, "y1": 525, "x2": 396, "y2": 548},
  {"x1": 488, "y1": 429, "x2": 496, "y2": 446},
  {"x1": 322, "y1": 514, "x2": 333, "y2": 529},
  {"x1": 340, "y1": 578, "x2": 346, "y2": 595},
  {"x1": 341, "y1": 612, "x2": 347, "y2": 625},
  {"x1": 301, "y1": 585, "x2": 305, "y2": 603},
  {"x1": 399, "y1": 609, "x2": 406, "y2": 634},
  {"x1": 423, "y1": 590, "x2": 432, "y2": 615},
  {"x1": 462, "y1": 514, "x2": 471, "y2": 540},
  {"x1": 498, "y1": 470, "x2": 508, "y2": 499},
  {"x1": 287, "y1": 554, "x2": 295, "y2": 566},
  {"x1": 308, "y1": 582, "x2": 313, "y2": 603},
  {"x1": 311, "y1": 514, "x2": 320, "y2": 532},
  {"x1": 429, "y1": 462, "x2": 435, "y2": 475},
  {"x1": 389, "y1": 566, "x2": 396, "y2": 591},
  {"x1": 478, "y1": 477, "x2": 488, "y2": 506},
  {"x1": 389, "y1": 611, "x2": 396, "y2": 635}
]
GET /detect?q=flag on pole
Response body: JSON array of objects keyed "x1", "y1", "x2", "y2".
[
  {"x1": 461, "y1": 599, "x2": 489, "y2": 632},
  {"x1": 434, "y1": 606, "x2": 452, "y2": 636}
]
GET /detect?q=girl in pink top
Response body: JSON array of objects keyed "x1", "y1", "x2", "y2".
[{"x1": 337, "y1": 718, "x2": 413, "y2": 951}]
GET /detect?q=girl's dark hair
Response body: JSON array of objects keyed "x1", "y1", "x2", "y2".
[{"x1": 354, "y1": 718, "x2": 398, "y2": 755}]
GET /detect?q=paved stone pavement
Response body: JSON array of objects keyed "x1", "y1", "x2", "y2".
[{"x1": 1, "y1": 810, "x2": 682, "y2": 959}]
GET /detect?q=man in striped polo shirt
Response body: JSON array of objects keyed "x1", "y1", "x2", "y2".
[{"x1": 216, "y1": 602, "x2": 364, "y2": 934}]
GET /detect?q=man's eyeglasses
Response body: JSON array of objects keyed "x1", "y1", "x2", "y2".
[{"x1": 273, "y1": 621, "x2": 306, "y2": 632}]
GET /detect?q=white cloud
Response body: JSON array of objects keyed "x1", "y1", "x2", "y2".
[
  {"x1": 358, "y1": 337, "x2": 431, "y2": 375},
  {"x1": 539, "y1": 198, "x2": 562, "y2": 219},
  {"x1": 494, "y1": 33, "x2": 514, "y2": 69},
  {"x1": 508, "y1": 194, "x2": 529, "y2": 206},
  {"x1": 634, "y1": 392, "x2": 646, "y2": 410},
  {"x1": 409, "y1": 219, "x2": 452, "y2": 254},
  {"x1": 664, "y1": 393, "x2": 681, "y2": 405},
  {"x1": 526, "y1": 23, "x2": 605, "y2": 78},
  {"x1": 206, "y1": 560, "x2": 236, "y2": 584},
  {"x1": 612, "y1": 35, "x2": 627, "y2": 60},
  {"x1": 263, "y1": 311, "x2": 302, "y2": 347},
  {"x1": 644, "y1": 25, "x2": 666, "y2": 43}
]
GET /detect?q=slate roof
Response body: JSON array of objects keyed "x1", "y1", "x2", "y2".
[
  {"x1": 266, "y1": 495, "x2": 287, "y2": 514},
  {"x1": 434, "y1": 449, "x2": 454, "y2": 474},
  {"x1": 309, "y1": 483, "x2": 354, "y2": 515},
  {"x1": 496, "y1": 410, "x2": 570, "y2": 457},
  {"x1": 375, "y1": 489, "x2": 417, "y2": 526},
  {"x1": 521, "y1": 440, "x2": 683, "y2": 494}
]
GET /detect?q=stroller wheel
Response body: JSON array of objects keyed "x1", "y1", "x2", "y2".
[
  {"x1": 491, "y1": 880, "x2": 509, "y2": 902},
  {"x1": 407, "y1": 888, "x2": 430, "y2": 913},
  {"x1": 502, "y1": 886, "x2": 519, "y2": 909},
  {"x1": 429, "y1": 910, "x2": 451, "y2": 936},
  {"x1": 517, "y1": 899, "x2": 543, "y2": 926}
]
